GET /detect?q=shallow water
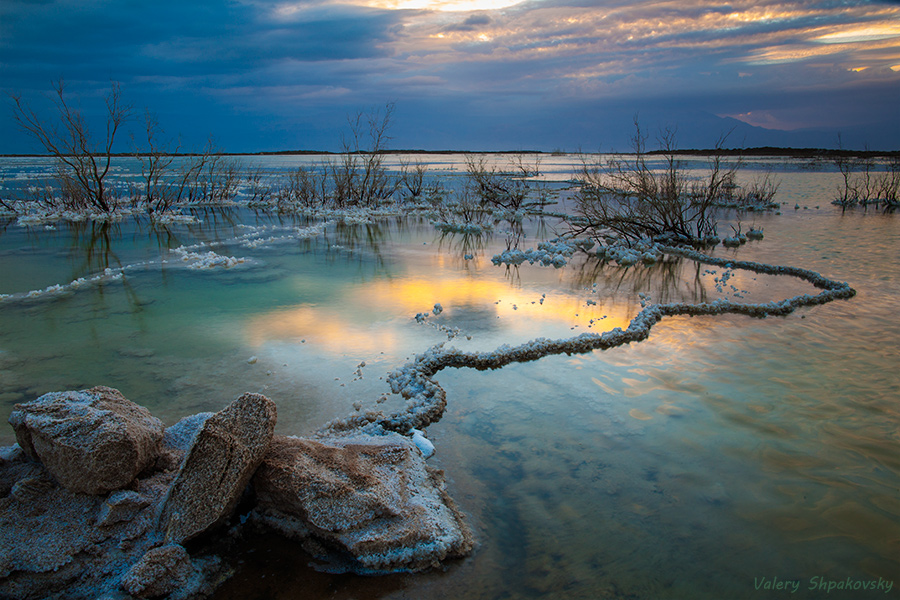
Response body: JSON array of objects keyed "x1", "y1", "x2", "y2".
[{"x1": 1, "y1": 156, "x2": 898, "y2": 599}]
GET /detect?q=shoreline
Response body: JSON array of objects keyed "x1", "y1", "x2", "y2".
[{"x1": 2, "y1": 147, "x2": 899, "y2": 159}]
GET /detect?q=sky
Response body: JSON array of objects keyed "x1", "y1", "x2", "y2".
[{"x1": 1, "y1": 0, "x2": 899, "y2": 152}]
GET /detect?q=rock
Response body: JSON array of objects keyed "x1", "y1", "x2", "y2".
[
  {"x1": 8, "y1": 386, "x2": 164, "y2": 495},
  {"x1": 0, "y1": 463, "x2": 104, "y2": 580},
  {"x1": 120, "y1": 544, "x2": 197, "y2": 599},
  {"x1": 252, "y1": 432, "x2": 473, "y2": 573},
  {"x1": 155, "y1": 412, "x2": 214, "y2": 472},
  {"x1": 96, "y1": 490, "x2": 152, "y2": 527},
  {"x1": 158, "y1": 393, "x2": 277, "y2": 543},
  {"x1": 0, "y1": 390, "x2": 274, "y2": 600}
]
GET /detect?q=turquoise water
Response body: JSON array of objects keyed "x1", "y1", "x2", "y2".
[{"x1": 1, "y1": 157, "x2": 898, "y2": 599}]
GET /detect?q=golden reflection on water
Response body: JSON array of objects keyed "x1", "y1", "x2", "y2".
[
  {"x1": 244, "y1": 304, "x2": 403, "y2": 354},
  {"x1": 243, "y1": 274, "x2": 637, "y2": 353}
]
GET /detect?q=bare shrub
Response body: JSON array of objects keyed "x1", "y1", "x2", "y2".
[
  {"x1": 400, "y1": 158, "x2": 427, "y2": 198},
  {"x1": 185, "y1": 140, "x2": 242, "y2": 203},
  {"x1": 131, "y1": 110, "x2": 180, "y2": 214},
  {"x1": 832, "y1": 139, "x2": 900, "y2": 209},
  {"x1": 273, "y1": 165, "x2": 327, "y2": 211},
  {"x1": 10, "y1": 80, "x2": 132, "y2": 213},
  {"x1": 464, "y1": 154, "x2": 529, "y2": 211},
  {"x1": 329, "y1": 103, "x2": 399, "y2": 208},
  {"x1": 245, "y1": 166, "x2": 274, "y2": 205},
  {"x1": 573, "y1": 121, "x2": 738, "y2": 244},
  {"x1": 717, "y1": 169, "x2": 780, "y2": 209}
]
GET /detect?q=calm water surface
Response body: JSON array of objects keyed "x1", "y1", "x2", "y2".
[{"x1": 0, "y1": 156, "x2": 897, "y2": 599}]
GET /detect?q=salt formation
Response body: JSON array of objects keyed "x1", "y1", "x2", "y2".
[
  {"x1": 0, "y1": 221, "x2": 331, "y2": 305},
  {"x1": 325, "y1": 245, "x2": 856, "y2": 436},
  {"x1": 171, "y1": 248, "x2": 245, "y2": 269},
  {"x1": 491, "y1": 239, "x2": 593, "y2": 268},
  {"x1": 595, "y1": 238, "x2": 662, "y2": 266},
  {"x1": 433, "y1": 221, "x2": 491, "y2": 234}
]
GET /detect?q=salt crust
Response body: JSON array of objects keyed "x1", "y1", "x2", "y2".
[{"x1": 323, "y1": 245, "x2": 855, "y2": 436}]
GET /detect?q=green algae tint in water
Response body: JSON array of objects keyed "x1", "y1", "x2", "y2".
[{"x1": 1, "y1": 156, "x2": 898, "y2": 600}]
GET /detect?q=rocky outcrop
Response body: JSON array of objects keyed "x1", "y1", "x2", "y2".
[
  {"x1": 252, "y1": 433, "x2": 474, "y2": 573},
  {"x1": 0, "y1": 391, "x2": 256, "y2": 600},
  {"x1": 1, "y1": 387, "x2": 472, "y2": 599},
  {"x1": 158, "y1": 392, "x2": 277, "y2": 544},
  {"x1": 0, "y1": 434, "x2": 196, "y2": 600},
  {"x1": 8, "y1": 386, "x2": 164, "y2": 495}
]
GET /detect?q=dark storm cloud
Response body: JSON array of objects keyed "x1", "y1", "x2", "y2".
[
  {"x1": 1, "y1": 0, "x2": 898, "y2": 152},
  {"x1": 1, "y1": 0, "x2": 402, "y2": 85},
  {"x1": 444, "y1": 14, "x2": 492, "y2": 32}
]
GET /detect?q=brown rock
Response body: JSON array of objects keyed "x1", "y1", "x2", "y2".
[
  {"x1": 120, "y1": 544, "x2": 197, "y2": 598},
  {"x1": 8, "y1": 386, "x2": 164, "y2": 495},
  {"x1": 158, "y1": 393, "x2": 277, "y2": 543},
  {"x1": 252, "y1": 433, "x2": 473, "y2": 572}
]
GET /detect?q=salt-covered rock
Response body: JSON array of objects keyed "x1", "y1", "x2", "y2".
[
  {"x1": 120, "y1": 544, "x2": 199, "y2": 599},
  {"x1": 0, "y1": 406, "x2": 227, "y2": 600},
  {"x1": 8, "y1": 386, "x2": 164, "y2": 495},
  {"x1": 96, "y1": 490, "x2": 152, "y2": 527},
  {"x1": 252, "y1": 433, "x2": 473, "y2": 572},
  {"x1": 158, "y1": 393, "x2": 277, "y2": 543}
]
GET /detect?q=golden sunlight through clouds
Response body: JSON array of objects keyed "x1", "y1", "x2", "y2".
[{"x1": 359, "y1": 0, "x2": 525, "y2": 11}]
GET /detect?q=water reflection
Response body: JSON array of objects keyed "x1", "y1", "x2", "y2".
[
  {"x1": 1, "y1": 169, "x2": 897, "y2": 600},
  {"x1": 435, "y1": 229, "x2": 492, "y2": 263},
  {"x1": 570, "y1": 254, "x2": 713, "y2": 305}
]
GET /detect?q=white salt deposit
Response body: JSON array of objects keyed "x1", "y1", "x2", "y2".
[
  {"x1": 410, "y1": 429, "x2": 435, "y2": 458},
  {"x1": 491, "y1": 239, "x2": 592, "y2": 268},
  {"x1": 322, "y1": 245, "x2": 856, "y2": 437},
  {"x1": 171, "y1": 248, "x2": 245, "y2": 269}
]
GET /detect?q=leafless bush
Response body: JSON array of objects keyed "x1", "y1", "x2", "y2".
[
  {"x1": 573, "y1": 121, "x2": 737, "y2": 244},
  {"x1": 464, "y1": 154, "x2": 529, "y2": 211},
  {"x1": 10, "y1": 80, "x2": 132, "y2": 213},
  {"x1": 185, "y1": 140, "x2": 242, "y2": 204},
  {"x1": 245, "y1": 166, "x2": 274, "y2": 205},
  {"x1": 509, "y1": 153, "x2": 542, "y2": 178},
  {"x1": 274, "y1": 165, "x2": 326, "y2": 211},
  {"x1": 130, "y1": 110, "x2": 181, "y2": 214},
  {"x1": 716, "y1": 169, "x2": 780, "y2": 209},
  {"x1": 329, "y1": 103, "x2": 399, "y2": 208},
  {"x1": 833, "y1": 140, "x2": 900, "y2": 209},
  {"x1": 400, "y1": 158, "x2": 427, "y2": 198}
]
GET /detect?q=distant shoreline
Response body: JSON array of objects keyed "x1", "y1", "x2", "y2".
[{"x1": 1, "y1": 147, "x2": 898, "y2": 159}]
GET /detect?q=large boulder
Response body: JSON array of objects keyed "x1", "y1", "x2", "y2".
[
  {"x1": 8, "y1": 386, "x2": 164, "y2": 495},
  {"x1": 252, "y1": 432, "x2": 473, "y2": 572},
  {"x1": 158, "y1": 393, "x2": 277, "y2": 543}
]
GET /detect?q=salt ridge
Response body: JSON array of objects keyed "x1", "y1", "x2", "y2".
[{"x1": 321, "y1": 246, "x2": 855, "y2": 438}]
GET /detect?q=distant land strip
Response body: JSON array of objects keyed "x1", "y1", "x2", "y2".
[{"x1": 1, "y1": 148, "x2": 898, "y2": 158}]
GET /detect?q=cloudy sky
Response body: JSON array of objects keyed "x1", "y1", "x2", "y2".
[{"x1": 2, "y1": 0, "x2": 899, "y2": 152}]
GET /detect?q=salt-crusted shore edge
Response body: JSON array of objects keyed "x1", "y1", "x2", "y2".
[{"x1": 322, "y1": 245, "x2": 856, "y2": 435}]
